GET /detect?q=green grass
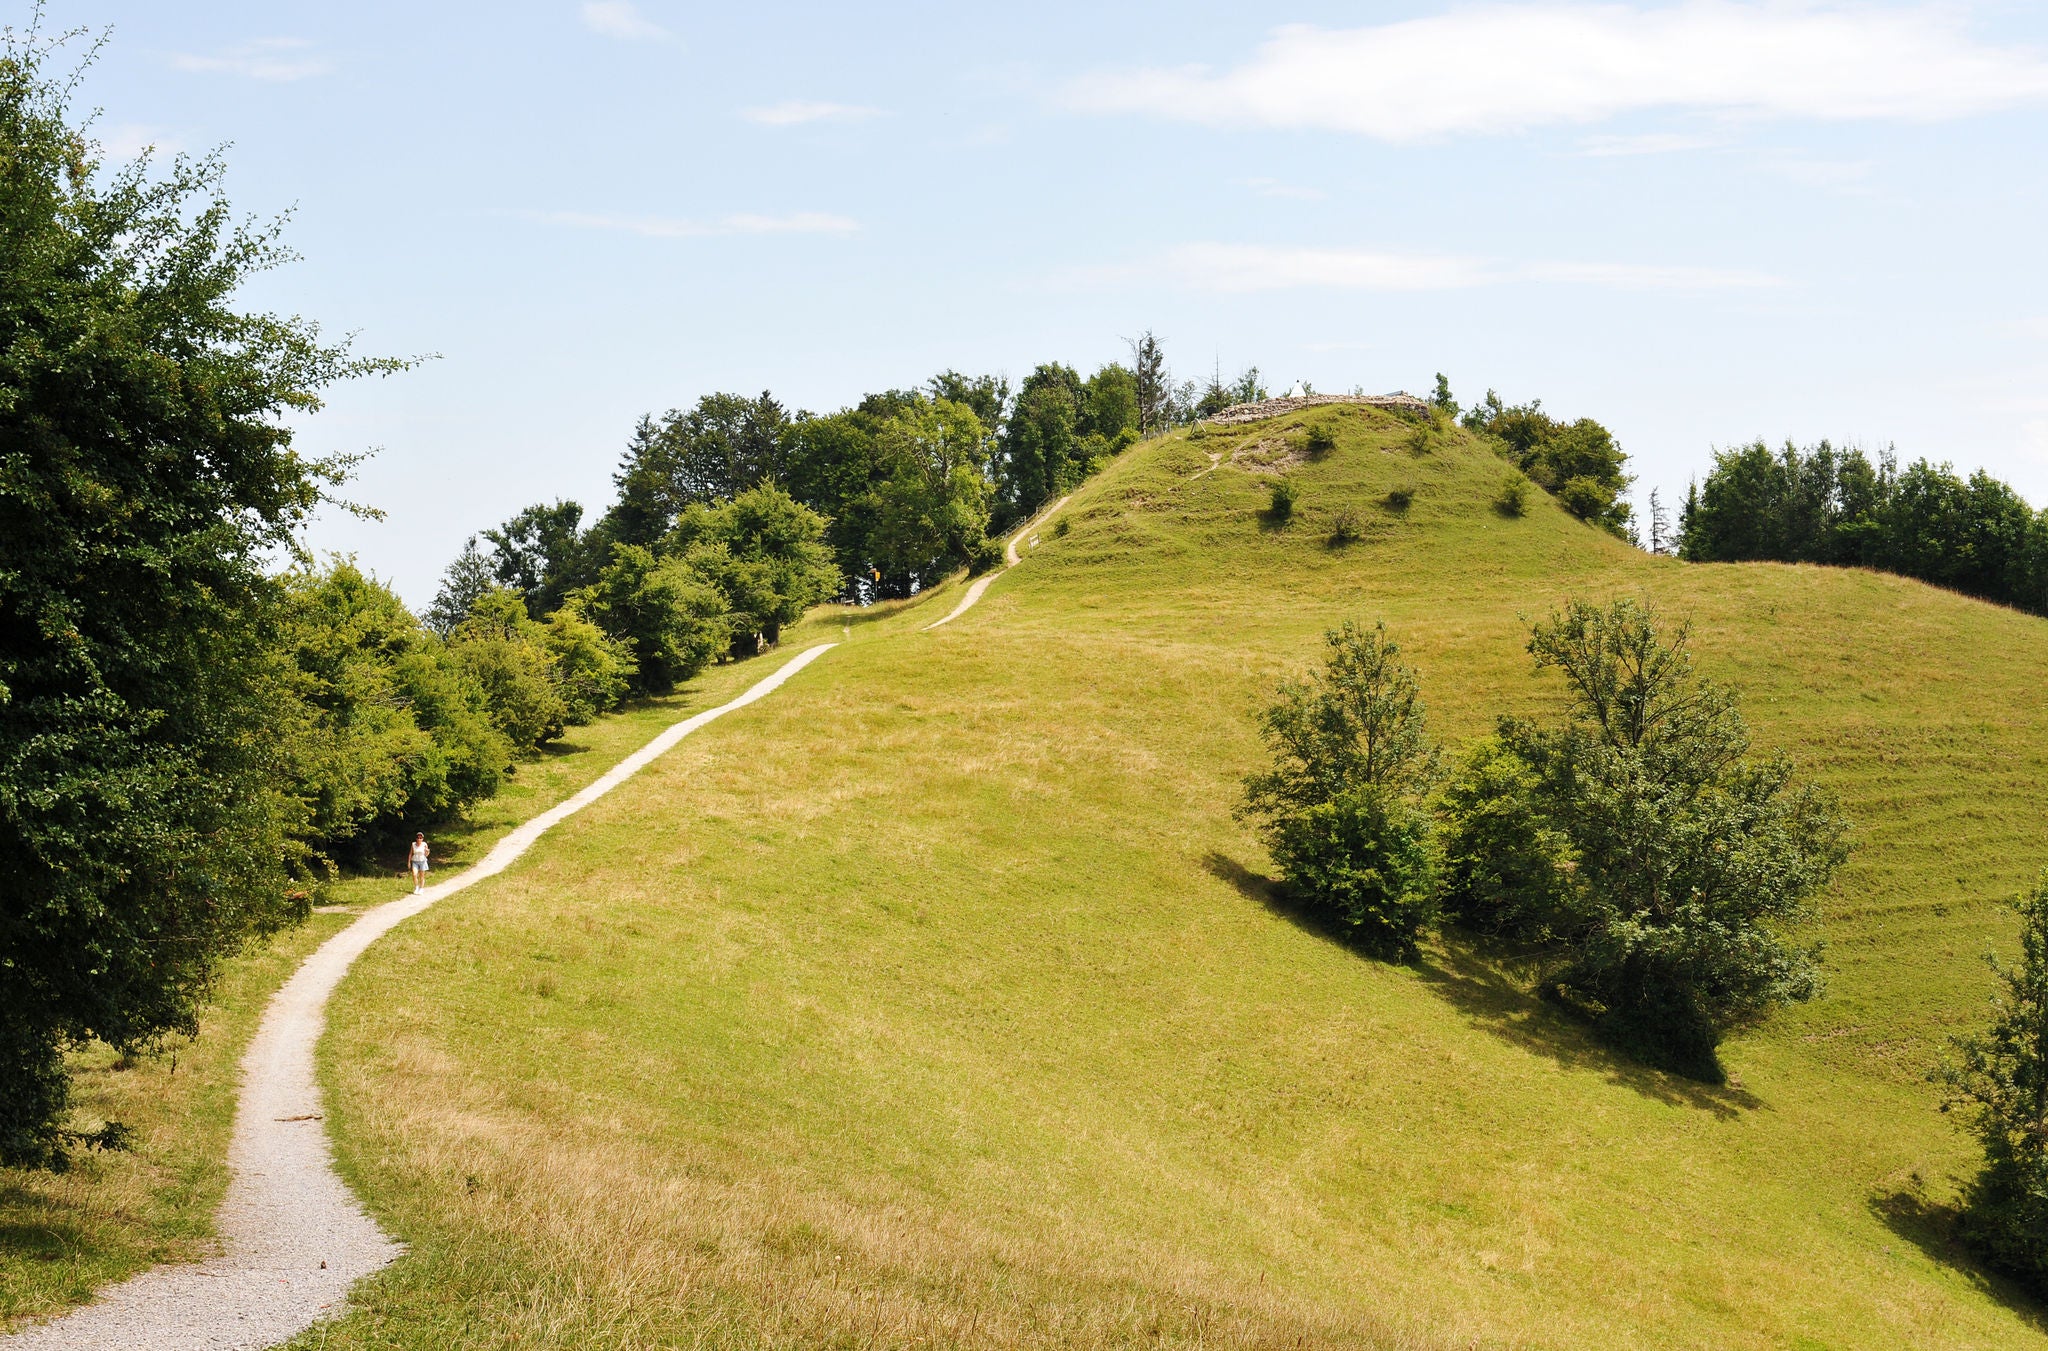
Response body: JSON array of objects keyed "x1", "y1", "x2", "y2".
[
  {"x1": 0, "y1": 642, "x2": 888, "y2": 1334},
  {"x1": 289, "y1": 409, "x2": 2048, "y2": 1346}
]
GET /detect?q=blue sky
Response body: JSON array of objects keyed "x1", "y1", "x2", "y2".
[{"x1": 37, "y1": 0, "x2": 2048, "y2": 604}]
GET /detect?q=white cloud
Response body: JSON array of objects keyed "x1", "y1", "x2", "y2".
[
  {"x1": 170, "y1": 38, "x2": 326, "y2": 82},
  {"x1": 1119, "y1": 243, "x2": 1780, "y2": 293},
  {"x1": 1522, "y1": 260, "x2": 1782, "y2": 291},
  {"x1": 531, "y1": 210, "x2": 858, "y2": 238},
  {"x1": 580, "y1": 1, "x2": 670, "y2": 42},
  {"x1": 1067, "y1": 4, "x2": 2048, "y2": 141},
  {"x1": 742, "y1": 101, "x2": 883, "y2": 126},
  {"x1": 1241, "y1": 177, "x2": 1326, "y2": 201},
  {"x1": 1576, "y1": 132, "x2": 1724, "y2": 157}
]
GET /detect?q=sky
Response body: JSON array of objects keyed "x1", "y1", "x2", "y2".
[{"x1": 29, "y1": 0, "x2": 2048, "y2": 605}]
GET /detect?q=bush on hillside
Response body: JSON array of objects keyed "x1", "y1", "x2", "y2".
[
  {"x1": 1240, "y1": 621, "x2": 1440, "y2": 960},
  {"x1": 1936, "y1": 874, "x2": 2048, "y2": 1295},
  {"x1": 448, "y1": 588, "x2": 570, "y2": 750},
  {"x1": 1267, "y1": 790, "x2": 1437, "y2": 960},
  {"x1": 1436, "y1": 739, "x2": 1573, "y2": 942},
  {"x1": 1329, "y1": 507, "x2": 1363, "y2": 546},
  {"x1": 1384, "y1": 486, "x2": 1414, "y2": 512},
  {"x1": 578, "y1": 544, "x2": 730, "y2": 695},
  {"x1": 1464, "y1": 392, "x2": 1632, "y2": 536},
  {"x1": 1268, "y1": 479, "x2": 1297, "y2": 521},
  {"x1": 285, "y1": 562, "x2": 510, "y2": 859},
  {"x1": 542, "y1": 604, "x2": 637, "y2": 723},
  {"x1": 1495, "y1": 474, "x2": 1530, "y2": 517},
  {"x1": 966, "y1": 534, "x2": 1004, "y2": 575},
  {"x1": 1305, "y1": 424, "x2": 1337, "y2": 457},
  {"x1": 1507, "y1": 599, "x2": 1849, "y2": 1079}
]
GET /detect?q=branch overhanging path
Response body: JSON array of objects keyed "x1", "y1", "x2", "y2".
[{"x1": 2, "y1": 644, "x2": 835, "y2": 1351}]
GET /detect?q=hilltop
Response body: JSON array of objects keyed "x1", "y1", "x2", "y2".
[{"x1": 298, "y1": 405, "x2": 2048, "y2": 1348}]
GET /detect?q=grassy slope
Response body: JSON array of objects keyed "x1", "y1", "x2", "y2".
[
  {"x1": 306, "y1": 409, "x2": 2048, "y2": 1350},
  {"x1": 0, "y1": 654, "x2": 826, "y2": 1331}
]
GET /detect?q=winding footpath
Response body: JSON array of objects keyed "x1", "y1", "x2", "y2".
[
  {"x1": 4, "y1": 645, "x2": 835, "y2": 1351},
  {"x1": 7, "y1": 493, "x2": 1069, "y2": 1350},
  {"x1": 924, "y1": 495, "x2": 1068, "y2": 631}
]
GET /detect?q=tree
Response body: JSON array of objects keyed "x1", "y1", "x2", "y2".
[
  {"x1": 285, "y1": 562, "x2": 509, "y2": 857},
  {"x1": 541, "y1": 603, "x2": 636, "y2": 724},
  {"x1": 1506, "y1": 600, "x2": 1849, "y2": 1077},
  {"x1": 578, "y1": 544, "x2": 729, "y2": 694},
  {"x1": 1130, "y1": 330, "x2": 1168, "y2": 435},
  {"x1": 1239, "y1": 622, "x2": 1440, "y2": 959},
  {"x1": 426, "y1": 535, "x2": 496, "y2": 635},
  {"x1": 672, "y1": 482, "x2": 841, "y2": 649},
  {"x1": 1430, "y1": 373, "x2": 1458, "y2": 419},
  {"x1": 927, "y1": 370, "x2": 1009, "y2": 436},
  {"x1": 0, "y1": 30, "x2": 402, "y2": 1166},
  {"x1": 482, "y1": 499, "x2": 589, "y2": 618},
  {"x1": 867, "y1": 396, "x2": 994, "y2": 590},
  {"x1": 1000, "y1": 364, "x2": 1084, "y2": 519},
  {"x1": 447, "y1": 587, "x2": 569, "y2": 750},
  {"x1": 596, "y1": 393, "x2": 793, "y2": 548},
  {"x1": 1465, "y1": 395, "x2": 1634, "y2": 538},
  {"x1": 1936, "y1": 873, "x2": 2048, "y2": 1294}
]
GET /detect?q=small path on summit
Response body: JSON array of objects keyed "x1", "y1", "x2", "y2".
[{"x1": 1, "y1": 645, "x2": 833, "y2": 1351}]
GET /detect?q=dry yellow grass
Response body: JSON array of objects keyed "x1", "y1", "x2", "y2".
[{"x1": 286, "y1": 408, "x2": 2048, "y2": 1348}]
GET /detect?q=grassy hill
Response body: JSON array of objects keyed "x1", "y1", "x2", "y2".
[{"x1": 303, "y1": 406, "x2": 2048, "y2": 1349}]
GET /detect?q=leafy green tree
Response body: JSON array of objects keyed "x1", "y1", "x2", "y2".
[
  {"x1": 483, "y1": 499, "x2": 589, "y2": 617},
  {"x1": 0, "y1": 33, "x2": 405, "y2": 1165},
  {"x1": 1466, "y1": 396, "x2": 1633, "y2": 537},
  {"x1": 285, "y1": 562, "x2": 509, "y2": 856},
  {"x1": 927, "y1": 370, "x2": 1009, "y2": 435},
  {"x1": 1437, "y1": 739, "x2": 1573, "y2": 940},
  {"x1": 1507, "y1": 600, "x2": 1849, "y2": 1077},
  {"x1": 1430, "y1": 373, "x2": 1458, "y2": 418},
  {"x1": 426, "y1": 535, "x2": 497, "y2": 635},
  {"x1": 1239, "y1": 622, "x2": 1440, "y2": 958},
  {"x1": 541, "y1": 603, "x2": 636, "y2": 724},
  {"x1": 1001, "y1": 363, "x2": 1084, "y2": 520},
  {"x1": 1129, "y1": 330, "x2": 1169, "y2": 435},
  {"x1": 578, "y1": 544, "x2": 729, "y2": 694},
  {"x1": 448, "y1": 587, "x2": 569, "y2": 750},
  {"x1": 595, "y1": 393, "x2": 793, "y2": 548},
  {"x1": 672, "y1": 482, "x2": 841, "y2": 649},
  {"x1": 865, "y1": 396, "x2": 994, "y2": 590},
  {"x1": 1936, "y1": 873, "x2": 2048, "y2": 1295}
]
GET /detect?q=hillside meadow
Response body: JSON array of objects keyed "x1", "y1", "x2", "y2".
[
  {"x1": 0, "y1": 657, "x2": 825, "y2": 1333},
  {"x1": 287, "y1": 408, "x2": 2048, "y2": 1349}
]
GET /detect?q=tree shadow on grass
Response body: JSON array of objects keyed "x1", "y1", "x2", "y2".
[
  {"x1": 1203, "y1": 852, "x2": 1764, "y2": 1120},
  {"x1": 1870, "y1": 1187, "x2": 2048, "y2": 1331}
]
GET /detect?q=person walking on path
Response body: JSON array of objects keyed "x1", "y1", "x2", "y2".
[{"x1": 408, "y1": 833, "x2": 430, "y2": 894}]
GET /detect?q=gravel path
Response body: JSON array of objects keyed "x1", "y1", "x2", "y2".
[
  {"x1": 2, "y1": 643, "x2": 837, "y2": 1351},
  {"x1": 924, "y1": 495, "x2": 1069, "y2": 631}
]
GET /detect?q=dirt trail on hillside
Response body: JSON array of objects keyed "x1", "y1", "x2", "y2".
[
  {"x1": 1, "y1": 644, "x2": 836, "y2": 1351},
  {"x1": 924, "y1": 495, "x2": 1070, "y2": 631}
]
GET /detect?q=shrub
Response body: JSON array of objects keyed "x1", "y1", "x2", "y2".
[
  {"x1": 578, "y1": 544, "x2": 730, "y2": 694},
  {"x1": 450, "y1": 588, "x2": 569, "y2": 750},
  {"x1": 1053, "y1": 516, "x2": 1072, "y2": 538},
  {"x1": 1239, "y1": 621, "x2": 1440, "y2": 960},
  {"x1": 1268, "y1": 789, "x2": 1438, "y2": 960},
  {"x1": 1436, "y1": 739, "x2": 1572, "y2": 941},
  {"x1": 543, "y1": 604, "x2": 636, "y2": 723},
  {"x1": 1495, "y1": 474, "x2": 1530, "y2": 517},
  {"x1": 1405, "y1": 423, "x2": 1434, "y2": 456},
  {"x1": 1936, "y1": 874, "x2": 2048, "y2": 1295},
  {"x1": 1509, "y1": 599, "x2": 1849, "y2": 1079},
  {"x1": 1384, "y1": 486, "x2": 1414, "y2": 512},
  {"x1": 1268, "y1": 479, "x2": 1297, "y2": 521},
  {"x1": 1329, "y1": 507, "x2": 1364, "y2": 545},
  {"x1": 1305, "y1": 424, "x2": 1337, "y2": 457},
  {"x1": 965, "y1": 534, "x2": 1004, "y2": 575}
]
